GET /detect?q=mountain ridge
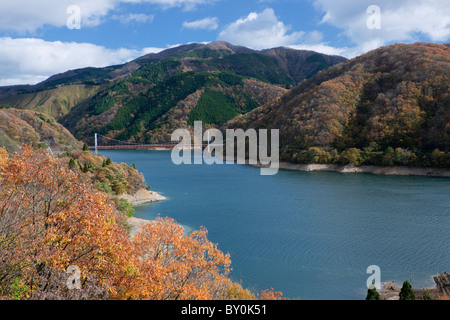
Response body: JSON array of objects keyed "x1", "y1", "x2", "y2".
[
  {"x1": 0, "y1": 41, "x2": 347, "y2": 145},
  {"x1": 0, "y1": 41, "x2": 347, "y2": 96},
  {"x1": 226, "y1": 42, "x2": 450, "y2": 168}
]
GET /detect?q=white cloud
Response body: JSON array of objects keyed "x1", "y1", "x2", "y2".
[
  {"x1": 0, "y1": 37, "x2": 164, "y2": 86},
  {"x1": 287, "y1": 44, "x2": 349, "y2": 57},
  {"x1": 313, "y1": 0, "x2": 450, "y2": 56},
  {"x1": 218, "y1": 8, "x2": 304, "y2": 50},
  {"x1": 0, "y1": 0, "x2": 217, "y2": 33},
  {"x1": 182, "y1": 17, "x2": 219, "y2": 31},
  {"x1": 216, "y1": 1, "x2": 450, "y2": 58},
  {"x1": 0, "y1": 1, "x2": 116, "y2": 33},
  {"x1": 216, "y1": 7, "x2": 351, "y2": 56}
]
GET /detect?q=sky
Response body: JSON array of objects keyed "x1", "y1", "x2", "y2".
[{"x1": 0, "y1": 0, "x2": 449, "y2": 86}]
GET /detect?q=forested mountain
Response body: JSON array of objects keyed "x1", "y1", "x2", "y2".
[
  {"x1": 0, "y1": 41, "x2": 346, "y2": 144},
  {"x1": 226, "y1": 42, "x2": 450, "y2": 168},
  {"x1": 1, "y1": 41, "x2": 448, "y2": 168},
  {"x1": 0, "y1": 107, "x2": 82, "y2": 153}
]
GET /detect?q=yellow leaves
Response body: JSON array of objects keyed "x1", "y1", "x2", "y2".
[
  {"x1": 0, "y1": 147, "x2": 7, "y2": 173},
  {"x1": 124, "y1": 263, "x2": 139, "y2": 277}
]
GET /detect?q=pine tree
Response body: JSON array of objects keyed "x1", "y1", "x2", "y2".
[
  {"x1": 399, "y1": 280, "x2": 415, "y2": 300},
  {"x1": 83, "y1": 142, "x2": 89, "y2": 151},
  {"x1": 366, "y1": 280, "x2": 381, "y2": 300},
  {"x1": 366, "y1": 287, "x2": 381, "y2": 300}
]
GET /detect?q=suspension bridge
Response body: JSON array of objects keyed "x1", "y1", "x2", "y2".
[{"x1": 89, "y1": 133, "x2": 216, "y2": 152}]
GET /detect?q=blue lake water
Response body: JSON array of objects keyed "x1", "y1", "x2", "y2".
[{"x1": 100, "y1": 150, "x2": 450, "y2": 300}]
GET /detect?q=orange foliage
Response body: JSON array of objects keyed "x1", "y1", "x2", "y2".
[
  {"x1": 260, "y1": 288, "x2": 285, "y2": 300},
  {"x1": 132, "y1": 217, "x2": 232, "y2": 300},
  {"x1": 0, "y1": 148, "x2": 7, "y2": 171},
  {"x1": 0, "y1": 146, "x2": 280, "y2": 300},
  {"x1": 0, "y1": 145, "x2": 135, "y2": 298}
]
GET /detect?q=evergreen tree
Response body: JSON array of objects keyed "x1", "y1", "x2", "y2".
[
  {"x1": 366, "y1": 280, "x2": 381, "y2": 300},
  {"x1": 399, "y1": 281, "x2": 415, "y2": 300},
  {"x1": 366, "y1": 287, "x2": 381, "y2": 300},
  {"x1": 83, "y1": 142, "x2": 89, "y2": 151},
  {"x1": 69, "y1": 158, "x2": 77, "y2": 170}
]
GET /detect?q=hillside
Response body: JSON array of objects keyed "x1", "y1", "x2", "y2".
[
  {"x1": 261, "y1": 47, "x2": 347, "y2": 83},
  {"x1": 0, "y1": 107, "x2": 82, "y2": 153},
  {"x1": 226, "y1": 42, "x2": 450, "y2": 168},
  {"x1": 0, "y1": 107, "x2": 151, "y2": 212},
  {"x1": 0, "y1": 85, "x2": 100, "y2": 119},
  {"x1": 0, "y1": 41, "x2": 346, "y2": 144}
]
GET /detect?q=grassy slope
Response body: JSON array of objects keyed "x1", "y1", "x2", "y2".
[{"x1": 0, "y1": 85, "x2": 100, "y2": 119}]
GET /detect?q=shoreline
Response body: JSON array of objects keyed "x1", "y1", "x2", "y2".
[
  {"x1": 121, "y1": 188, "x2": 167, "y2": 236},
  {"x1": 275, "y1": 162, "x2": 450, "y2": 178},
  {"x1": 379, "y1": 272, "x2": 450, "y2": 300},
  {"x1": 215, "y1": 152, "x2": 450, "y2": 178},
  {"x1": 120, "y1": 188, "x2": 168, "y2": 206},
  {"x1": 127, "y1": 216, "x2": 155, "y2": 237}
]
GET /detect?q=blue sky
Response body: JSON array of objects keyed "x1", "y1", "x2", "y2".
[{"x1": 0, "y1": 0, "x2": 449, "y2": 86}]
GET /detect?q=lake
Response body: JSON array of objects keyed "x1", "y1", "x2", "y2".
[{"x1": 100, "y1": 150, "x2": 450, "y2": 300}]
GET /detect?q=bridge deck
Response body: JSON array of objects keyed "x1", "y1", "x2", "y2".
[{"x1": 89, "y1": 144, "x2": 217, "y2": 150}]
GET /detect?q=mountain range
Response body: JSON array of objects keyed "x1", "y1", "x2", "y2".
[
  {"x1": 0, "y1": 41, "x2": 449, "y2": 168},
  {"x1": 0, "y1": 41, "x2": 346, "y2": 148}
]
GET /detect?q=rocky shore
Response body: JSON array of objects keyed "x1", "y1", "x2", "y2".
[
  {"x1": 120, "y1": 188, "x2": 167, "y2": 206},
  {"x1": 379, "y1": 273, "x2": 450, "y2": 300},
  {"x1": 127, "y1": 217, "x2": 154, "y2": 238},
  {"x1": 120, "y1": 188, "x2": 167, "y2": 237},
  {"x1": 277, "y1": 162, "x2": 450, "y2": 178}
]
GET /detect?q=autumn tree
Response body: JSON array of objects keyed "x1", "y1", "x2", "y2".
[
  {"x1": 0, "y1": 146, "x2": 282, "y2": 300},
  {"x1": 259, "y1": 288, "x2": 285, "y2": 300},
  {"x1": 0, "y1": 145, "x2": 136, "y2": 299},
  {"x1": 132, "y1": 217, "x2": 232, "y2": 300}
]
